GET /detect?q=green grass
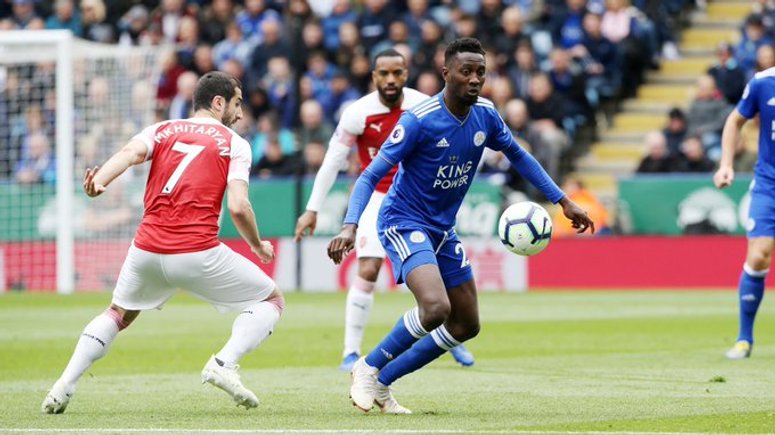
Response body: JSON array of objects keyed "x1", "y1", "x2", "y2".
[{"x1": 0, "y1": 290, "x2": 773, "y2": 433}]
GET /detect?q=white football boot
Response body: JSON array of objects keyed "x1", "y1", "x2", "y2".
[
  {"x1": 374, "y1": 382, "x2": 412, "y2": 414},
  {"x1": 349, "y1": 357, "x2": 379, "y2": 412},
  {"x1": 725, "y1": 340, "x2": 752, "y2": 360},
  {"x1": 41, "y1": 381, "x2": 75, "y2": 414},
  {"x1": 201, "y1": 355, "x2": 259, "y2": 409}
]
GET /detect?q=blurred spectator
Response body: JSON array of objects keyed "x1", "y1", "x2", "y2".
[
  {"x1": 321, "y1": 0, "x2": 356, "y2": 51},
  {"x1": 150, "y1": 0, "x2": 187, "y2": 44},
  {"x1": 508, "y1": 40, "x2": 540, "y2": 99},
  {"x1": 175, "y1": 15, "x2": 201, "y2": 70},
  {"x1": 262, "y1": 56, "x2": 296, "y2": 128},
  {"x1": 198, "y1": 0, "x2": 235, "y2": 44},
  {"x1": 552, "y1": 175, "x2": 609, "y2": 237},
  {"x1": 707, "y1": 42, "x2": 746, "y2": 104},
  {"x1": 732, "y1": 135, "x2": 757, "y2": 173},
  {"x1": 453, "y1": 14, "x2": 478, "y2": 40},
  {"x1": 574, "y1": 13, "x2": 620, "y2": 102},
  {"x1": 220, "y1": 58, "x2": 246, "y2": 84},
  {"x1": 755, "y1": 43, "x2": 775, "y2": 73},
  {"x1": 236, "y1": 0, "x2": 281, "y2": 44},
  {"x1": 403, "y1": 0, "x2": 433, "y2": 46},
  {"x1": 302, "y1": 140, "x2": 326, "y2": 174},
  {"x1": 552, "y1": 0, "x2": 588, "y2": 49},
  {"x1": 321, "y1": 72, "x2": 360, "y2": 123},
  {"x1": 686, "y1": 75, "x2": 732, "y2": 160},
  {"x1": 46, "y1": 0, "x2": 82, "y2": 34},
  {"x1": 601, "y1": 0, "x2": 649, "y2": 96},
  {"x1": 248, "y1": 18, "x2": 290, "y2": 83},
  {"x1": 155, "y1": 47, "x2": 186, "y2": 109},
  {"x1": 415, "y1": 70, "x2": 442, "y2": 96},
  {"x1": 297, "y1": 99, "x2": 333, "y2": 148},
  {"x1": 676, "y1": 135, "x2": 715, "y2": 172},
  {"x1": 484, "y1": 75, "x2": 513, "y2": 111},
  {"x1": 513, "y1": 0, "x2": 546, "y2": 29},
  {"x1": 212, "y1": 23, "x2": 254, "y2": 70},
  {"x1": 80, "y1": 0, "x2": 114, "y2": 43},
  {"x1": 477, "y1": 0, "x2": 503, "y2": 46},
  {"x1": 348, "y1": 53, "x2": 372, "y2": 94},
  {"x1": 505, "y1": 98, "x2": 568, "y2": 181},
  {"x1": 358, "y1": 0, "x2": 396, "y2": 51},
  {"x1": 251, "y1": 135, "x2": 301, "y2": 178},
  {"x1": 547, "y1": 47, "x2": 593, "y2": 126},
  {"x1": 495, "y1": 7, "x2": 530, "y2": 71},
  {"x1": 412, "y1": 19, "x2": 443, "y2": 72},
  {"x1": 191, "y1": 44, "x2": 216, "y2": 76},
  {"x1": 636, "y1": 130, "x2": 682, "y2": 173},
  {"x1": 168, "y1": 71, "x2": 198, "y2": 119},
  {"x1": 116, "y1": 4, "x2": 150, "y2": 46},
  {"x1": 14, "y1": 132, "x2": 56, "y2": 185},
  {"x1": 8, "y1": 0, "x2": 42, "y2": 29},
  {"x1": 736, "y1": 14, "x2": 774, "y2": 78},
  {"x1": 663, "y1": 107, "x2": 688, "y2": 154},
  {"x1": 333, "y1": 21, "x2": 365, "y2": 71},
  {"x1": 526, "y1": 73, "x2": 572, "y2": 141},
  {"x1": 251, "y1": 111, "x2": 296, "y2": 161}
]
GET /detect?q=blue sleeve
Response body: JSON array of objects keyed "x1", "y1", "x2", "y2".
[
  {"x1": 487, "y1": 109, "x2": 515, "y2": 152},
  {"x1": 501, "y1": 137, "x2": 565, "y2": 204},
  {"x1": 737, "y1": 78, "x2": 758, "y2": 119},
  {"x1": 343, "y1": 157, "x2": 393, "y2": 225},
  {"x1": 377, "y1": 112, "x2": 422, "y2": 165}
]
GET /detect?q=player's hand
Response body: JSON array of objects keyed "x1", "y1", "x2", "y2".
[
  {"x1": 252, "y1": 240, "x2": 275, "y2": 263},
  {"x1": 713, "y1": 165, "x2": 734, "y2": 189},
  {"x1": 294, "y1": 210, "x2": 317, "y2": 242},
  {"x1": 83, "y1": 166, "x2": 107, "y2": 197},
  {"x1": 327, "y1": 224, "x2": 356, "y2": 264},
  {"x1": 559, "y1": 196, "x2": 595, "y2": 234}
]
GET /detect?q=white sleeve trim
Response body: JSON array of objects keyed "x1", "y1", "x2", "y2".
[{"x1": 305, "y1": 140, "x2": 352, "y2": 212}]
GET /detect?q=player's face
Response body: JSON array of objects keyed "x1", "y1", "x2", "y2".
[
  {"x1": 443, "y1": 52, "x2": 486, "y2": 106},
  {"x1": 221, "y1": 87, "x2": 243, "y2": 127},
  {"x1": 372, "y1": 56, "x2": 407, "y2": 106}
]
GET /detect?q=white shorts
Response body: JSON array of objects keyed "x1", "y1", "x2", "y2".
[
  {"x1": 112, "y1": 243, "x2": 276, "y2": 313},
  {"x1": 355, "y1": 191, "x2": 387, "y2": 259}
]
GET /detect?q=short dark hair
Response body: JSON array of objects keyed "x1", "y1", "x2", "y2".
[
  {"x1": 444, "y1": 37, "x2": 486, "y2": 66},
  {"x1": 193, "y1": 71, "x2": 242, "y2": 111},
  {"x1": 372, "y1": 48, "x2": 405, "y2": 68}
]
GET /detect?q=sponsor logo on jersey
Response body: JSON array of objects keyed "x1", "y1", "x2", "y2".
[
  {"x1": 389, "y1": 125, "x2": 405, "y2": 143},
  {"x1": 368, "y1": 122, "x2": 383, "y2": 133},
  {"x1": 433, "y1": 160, "x2": 473, "y2": 189},
  {"x1": 436, "y1": 137, "x2": 450, "y2": 147},
  {"x1": 474, "y1": 131, "x2": 486, "y2": 146},
  {"x1": 768, "y1": 97, "x2": 775, "y2": 106},
  {"x1": 410, "y1": 231, "x2": 426, "y2": 243}
]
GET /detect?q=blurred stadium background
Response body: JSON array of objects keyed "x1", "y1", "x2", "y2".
[{"x1": 0, "y1": 0, "x2": 770, "y2": 294}]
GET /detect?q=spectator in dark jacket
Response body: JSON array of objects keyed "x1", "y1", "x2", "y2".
[{"x1": 707, "y1": 42, "x2": 746, "y2": 104}]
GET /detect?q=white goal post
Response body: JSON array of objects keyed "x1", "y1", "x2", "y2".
[{"x1": 0, "y1": 30, "x2": 159, "y2": 294}]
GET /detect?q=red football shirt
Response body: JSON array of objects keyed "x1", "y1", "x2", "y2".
[{"x1": 130, "y1": 117, "x2": 252, "y2": 254}]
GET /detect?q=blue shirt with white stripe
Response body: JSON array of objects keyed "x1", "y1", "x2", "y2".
[
  {"x1": 343, "y1": 91, "x2": 565, "y2": 231},
  {"x1": 737, "y1": 67, "x2": 775, "y2": 187}
]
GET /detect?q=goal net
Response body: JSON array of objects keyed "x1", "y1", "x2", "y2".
[{"x1": 0, "y1": 31, "x2": 159, "y2": 293}]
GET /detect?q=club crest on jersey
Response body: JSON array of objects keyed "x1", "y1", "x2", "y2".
[
  {"x1": 473, "y1": 131, "x2": 486, "y2": 146},
  {"x1": 389, "y1": 125, "x2": 405, "y2": 143}
]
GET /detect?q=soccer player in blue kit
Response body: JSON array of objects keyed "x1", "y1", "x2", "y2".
[
  {"x1": 327, "y1": 38, "x2": 595, "y2": 414},
  {"x1": 714, "y1": 68, "x2": 775, "y2": 359}
]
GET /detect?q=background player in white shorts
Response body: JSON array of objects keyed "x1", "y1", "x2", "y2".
[
  {"x1": 42, "y1": 72, "x2": 284, "y2": 414},
  {"x1": 295, "y1": 48, "x2": 475, "y2": 371}
]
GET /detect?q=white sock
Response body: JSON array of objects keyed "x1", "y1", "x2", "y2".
[
  {"x1": 58, "y1": 312, "x2": 121, "y2": 386},
  {"x1": 343, "y1": 277, "x2": 375, "y2": 356},
  {"x1": 216, "y1": 301, "x2": 281, "y2": 366}
]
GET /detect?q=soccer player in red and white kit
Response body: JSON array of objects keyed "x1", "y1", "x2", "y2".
[
  {"x1": 41, "y1": 72, "x2": 284, "y2": 413},
  {"x1": 294, "y1": 48, "x2": 474, "y2": 371}
]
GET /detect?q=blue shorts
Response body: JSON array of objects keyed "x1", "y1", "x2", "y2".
[
  {"x1": 378, "y1": 224, "x2": 474, "y2": 289},
  {"x1": 747, "y1": 188, "x2": 775, "y2": 238}
]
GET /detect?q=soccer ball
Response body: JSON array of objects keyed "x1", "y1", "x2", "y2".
[{"x1": 498, "y1": 201, "x2": 552, "y2": 256}]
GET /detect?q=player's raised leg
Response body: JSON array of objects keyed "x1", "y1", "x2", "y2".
[
  {"x1": 342, "y1": 257, "x2": 382, "y2": 371},
  {"x1": 726, "y1": 236, "x2": 773, "y2": 359},
  {"x1": 41, "y1": 304, "x2": 139, "y2": 414}
]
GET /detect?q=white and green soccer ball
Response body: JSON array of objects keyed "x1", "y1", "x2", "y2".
[{"x1": 497, "y1": 201, "x2": 552, "y2": 256}]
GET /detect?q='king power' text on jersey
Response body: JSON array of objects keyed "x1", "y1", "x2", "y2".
[{"x1": 374, "y1": 93, "x2": 563, "y2": 230}]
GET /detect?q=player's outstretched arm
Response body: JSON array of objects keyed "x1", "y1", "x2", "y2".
[
  {"x1": 84, "y1": 139, "x2": 147, "y2": 197},
  {"x1": 227, "y1": 179, "x2": 275, "y2": 263},
  {"x1": 714, "y1": 109, "x2": 748, "y2": 189}
]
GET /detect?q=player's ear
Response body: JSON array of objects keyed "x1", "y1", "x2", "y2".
[{"x1": 441, "y1": 66, "x2": 449, "y2": 82}]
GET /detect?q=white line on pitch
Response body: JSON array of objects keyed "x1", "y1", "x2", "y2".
[{"x1": 0, "y1": 429, "x2": 735, "y2": 435}]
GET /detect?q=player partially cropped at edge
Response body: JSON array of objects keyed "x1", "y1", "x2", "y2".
[
  {"x1": 294, "y1": 48, "x2": 475, "y2": 371},
  {"x1": 328, "y1": 38, "x2": 594, "y2": 414},
  {"x1": 714, "y1": 66, "x2": 775, "y2": 359},
  {"x1": 42, "y1": 72, "x2": 283, "y2": 413}
]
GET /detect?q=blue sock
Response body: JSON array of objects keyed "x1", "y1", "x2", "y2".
[
  {"x1": 738, "y1": 265, "x2": 767, "y2": 344},
  {"x1": 365, "y1": 307, "x2": 428, "y2": 370},
  {"x1": 378, "y1": 325, "x2": 461, "y2": 386}
]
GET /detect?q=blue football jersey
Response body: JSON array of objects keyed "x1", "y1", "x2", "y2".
[
  {"x1": 359, "y1": 92, "x2": 564, "y2": 231},
  {"x1": 737, "y1": 67, "x2": 775, "y2": 186}
]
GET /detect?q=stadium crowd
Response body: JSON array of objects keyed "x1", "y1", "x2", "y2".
[{"x1": 1, "y1": 0, "x2": 695, "y2": 199}]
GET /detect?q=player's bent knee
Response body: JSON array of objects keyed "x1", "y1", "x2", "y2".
[
  {"x1": 265, "y1": 290, "x2": 285, "y2": 316},
  {"x1": 106, "y1": 304, "x2": 139, "y2": 331},
  {"x1": 357, "y1": 258, "x2": 383, "y2": 283},
  {"x1": 418, "y1": 300, "x2": 451, "y2": 331},
  {"x1": 446, "y1": 322, "x2": 480, "y2": 342}
]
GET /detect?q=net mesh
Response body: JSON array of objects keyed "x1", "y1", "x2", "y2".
[{"x1": 0, "y1": 35, "x2": 159, "y2": 292}]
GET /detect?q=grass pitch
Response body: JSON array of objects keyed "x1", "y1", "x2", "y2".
[{"x1": 0, "y1": 290, "x2": 773, "y2": 434}]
